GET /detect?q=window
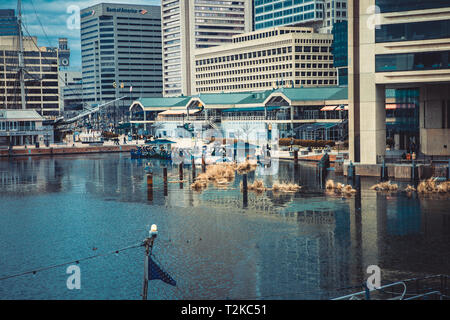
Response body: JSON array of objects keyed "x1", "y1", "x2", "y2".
[
  {"x1": 376, "y1": 19, "x2": 450, "y2": 43},
  {"x1": 376, "y1": 0, "x2": 450, "y2": 13},
  {"x1": 375, "y1": 51, "x2": 450, "y2": 72}
]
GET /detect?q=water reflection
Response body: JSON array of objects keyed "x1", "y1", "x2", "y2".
[{"x1": 0, "y1": 154, "x2": 449, "y2": 300}]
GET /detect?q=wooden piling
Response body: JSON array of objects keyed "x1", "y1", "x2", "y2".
[
  {"x1": 147, "y1": 173, "x2": 153, "y2": 201},
  {"x1": 242, "y1": 174, "x2": 248, "y2": 208},
  {"x1": 163, "y1": 167, "x2": 168, "y2": 197},
  {"x1": 201, "y1": 154, "x2": 206, "y2": 173}
]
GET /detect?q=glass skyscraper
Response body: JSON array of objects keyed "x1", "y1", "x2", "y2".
[
  {"x1": 254, "y1": 0, "x2": 347, "y2": 34},
  {"x1": 0, "y1": 9, "x2": 19, "y2": 37}
]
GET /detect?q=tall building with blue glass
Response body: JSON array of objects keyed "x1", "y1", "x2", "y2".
[
  {"x1": 331, "y1": 20, "x2": 347, "y2": 85},
  {"x1": 254, "y1": 0, "x2": 348, "y2": 33},
  {"x1": 0, "y1": 9, "x2": 18, "y2": 36}
]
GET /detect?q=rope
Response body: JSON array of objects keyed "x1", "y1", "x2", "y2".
[{"x1": 0, "y1": 241, "x2": 144, "y2": 282}]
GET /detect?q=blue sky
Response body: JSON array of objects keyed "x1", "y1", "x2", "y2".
[{"x1": 1, "y1": 0, "x2": 160, "y2": 69}]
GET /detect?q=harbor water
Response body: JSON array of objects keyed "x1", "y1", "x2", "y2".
[{"x1": 0, "y1": 154, "x2": 449, "y2": 299}]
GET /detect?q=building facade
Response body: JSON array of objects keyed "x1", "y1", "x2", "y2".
[
  {"x1": 0, "y1": 9, "x2": 18, "y2": 37},
  {"x1": 254, "y1": 0, "x2": 348, "y2": 34},
  {"x1": 348, "y1": 0, "x2": 450, "y2": 164},
  {"x1": 59, "y1": 71, "x2": 83, "y2": 116},
  {"x1": 194, "y1": 27, "x2": 336, "y2": 94},
  {"x1": 0, "y1": 36, "x2": 60, "y2": 117},
  {"x1": 80, "y1": 3, "x2": 162, "y2": 107},
  {"x1": 0, "y1": 109, "x2": 53, "y2": 147},
  {"x1": 161, "y1": 0, "x2": 252, "y2": 97},
  {"x1": 331, "y1": 20, "x2": 347, "y2": 86}
]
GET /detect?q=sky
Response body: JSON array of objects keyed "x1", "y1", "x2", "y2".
[{"x1": 1, "y1": 0, "x2": 160, "y2": 70}]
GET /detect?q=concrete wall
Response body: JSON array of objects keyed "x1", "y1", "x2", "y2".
[{"x1": 420, "y1": 84, "x2": 450, "y2": 156}]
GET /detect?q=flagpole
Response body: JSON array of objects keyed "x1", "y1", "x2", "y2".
[{"x1": 142, "y1": 225, "x2": 158, "y2": 300}]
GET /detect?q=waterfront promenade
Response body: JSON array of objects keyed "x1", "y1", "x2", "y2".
[{"x1": 0, "y1": 138, "x2": 138, "y2": 158}]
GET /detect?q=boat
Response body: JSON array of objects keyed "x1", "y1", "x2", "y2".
[
  {"x1": 130, "y1": 139, "x2": 175, "y2": 159},
  {"x1": 78, "y1": 130, "x2": 104, "y2": 145}
]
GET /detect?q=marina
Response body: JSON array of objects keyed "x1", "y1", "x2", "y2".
[{"x1": 0, "y1": 153, "x2": 449, "y2": 299}]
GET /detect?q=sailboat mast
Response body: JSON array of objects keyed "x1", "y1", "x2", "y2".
[{"x1": 17, "y1": 0, "x2": 27, "y2": 110}]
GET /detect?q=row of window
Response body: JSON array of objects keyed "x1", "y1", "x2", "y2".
[
  {"x1": 196, "y1": 62, "x2": 335, "y2": 80},
  {"x1": 196, "y1": 78, "x2": 336, "y2": 93}
]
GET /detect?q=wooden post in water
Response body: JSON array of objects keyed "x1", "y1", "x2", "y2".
[
  {"x1": 179, "y1": 163, "x2": 183, "y2": 180},
  {"x1": 447, "y1": 159, "x2": 450, "y2": 181},
  {"x1": 192, "y1": 157, "x2": 196, "y2": 180},
  {"x1": 163, "y1": 167, "x2": 168, "y2": 197},
  {"x1": 201, "y1": 154, "x2": 206, "y2": 173},
  {"x1": 242, "y1": 174, "x2": 248, "y2": 208},
  {"x1": 294, "y1": 150, "x2": 298, "y2": 164},
  {"x1": 179, "y1": 163, "x2": 184, "y2": 189},
  {"x1": 147, "y1": 173, "x2": 153, "y2": 201}
]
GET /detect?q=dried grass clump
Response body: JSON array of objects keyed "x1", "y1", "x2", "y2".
[
  {"x1": 236, "y1": 160, "x2": 257, "y2": 175},
  {"x1": 325, "y1": 180, "x2": 356, "y2": 195},
  {"x1": 248, "y1": 179, "x2": 266, "y2": 192},
  {"x1": 405, "y1": 185, "x2": 416, "y2": 192},
  {"x1": 240, "y1": 179, "x2": 267, "y2": 193},
  {"x1": 205, "y1": 164, "x2": 234, "y2": 181},
  {"x1": 190, "y1": 179, "x2": 208, "y2": 191},
  {"x1": 325, "y1": 179, "x2": 335, "y2": 190},
  {"x1": 370, "y1": 181, "x2": 398, "y2": 191},
  {"x1": 271, "y1": 182, "x2": 302, "y2": 193},
  {"x1": 417, "y1": 178, "x2": 450, "y2": 194}
]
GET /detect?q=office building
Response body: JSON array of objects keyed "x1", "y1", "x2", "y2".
[
  {"x1": 0, "y1": 9, "x2": 19, "y2": 37},
  {"x1": 194, "y1": 26, "x2": 336, "y2": 94},
  {"x1": 331, "y1": 20, "x2": 347, "y2": 85},
  {"x1": 348, "y1": 0, "x2": 450, "y2": 164},
  {"x1": 254, "y1": 0, "x2": 348, "y2": 34},
  {"x1": 59, "y1": 71, "x2": 83, "y2": 115},
  {"x1": 0, "y1": 36, "x2": 60, "y2": 117},
  {"x1": 161, "y1": 0, "x2": 252, "y2": 97},
  {"x1": 80, "y1": 3, "x2": 162, "y2": 107}
]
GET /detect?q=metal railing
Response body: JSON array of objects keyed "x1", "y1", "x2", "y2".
[{"x1": 333, "y1": 275, "x2": 449, "y2": 300}]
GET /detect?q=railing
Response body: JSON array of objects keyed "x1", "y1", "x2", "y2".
[
  {"x1": 333, "y1": 275, "x2": 449, "y2": 300},
  {"x1": 156, "y1": 115, "x2": 207, "y2": 122},
  {"x1": 221, "y1": 115, "x2": 267, "y2": 121}
]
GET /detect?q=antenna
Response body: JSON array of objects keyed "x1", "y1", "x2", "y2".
[{"x1": 17, "y1": 0, "x2": 27, "y2": 110}]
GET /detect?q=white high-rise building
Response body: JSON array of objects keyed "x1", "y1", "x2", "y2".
[
  {"x1": 161, "y1": 0, "x2": 253, "y2": 97},
  {"x1": 80, "y1": 3, "x2": 162, "y2": 106}
]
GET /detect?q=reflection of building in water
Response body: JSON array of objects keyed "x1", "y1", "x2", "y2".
[
  {"x1": 385, "y1": 198, "x2": 421, "y2": 236},
  {"x1": 376, "y1": 196, "x2": 450, "y2": 276},
  {"x1": 0, "y1": 157, "x2": 63, "y2": 194},
  {"x1": 255, "y1": 209, "x2": 351, "y2": 299}
]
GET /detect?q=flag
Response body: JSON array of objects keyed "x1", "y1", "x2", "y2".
[
  {"x1": 120, "y1": 82, "x2": 124, "y2": 89},
  {"x1": 130, "y1": 86, "x2": 133, "y2": 92},
  {"x1": 148, "y1": 256, "x2": 176, "y2": 286},
  {"x1": 113, "y1": 81, "x2": 117, "y2": 88}
]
